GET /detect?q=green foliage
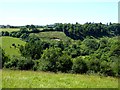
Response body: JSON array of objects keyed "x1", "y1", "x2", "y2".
[
  {"x1": 0, "y1": 48, "x2": 9, "y2": 68},
  {"x1": 80, "y1": 38, "x2": 99, "y2": 55},
  {"x1": 57, "y1": 53, "x2": 72, "y2": 72},
  {"x1": 100, "y1": 61, "x2": 118, "y2": 76},
  {"x1": 17, "y1": 57, "x2": 34, "y2": 70},
  {"x1": 39, "y1": 47, "x2": 62, "y2": 72},
  {"x1": 2, "y1": 31, "x2": 9, "y2": 36},
  {"x1": 4, "y1": 56, "x2": 19, "y2": 69},
  {"x1": 4, "y1": 56, "x2": 34, "y2": 70},
  {"x1": 19, "y1": 39, "x2": 43, "y2": 60},
  {"x1": 38, "y1": 47, "x2": 72, "y2": 72},
  {"x1": 1, "y1": 23, "x2": 120, "y2": 77},
  {"x1": 87, "y1": 56, "x2": 100, "y2": 73},
  {"x1": 72, "y1": 56, "x2": 88, "y2": 74}
]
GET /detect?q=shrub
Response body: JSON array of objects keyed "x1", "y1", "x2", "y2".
[
  {"x1": 1, "y1": 48, "x2": 9, "y2": 68},
  {"x1": 17, "y1": 57, "x2": 34, "y2": 70},
  {"x1": 33, "y1": 60, "x2": 40, "y2": 71},
  {"x1": 100, "y1": 61, "x2": 117, "y2": 76},
  {"x1": 2, "y1": 31, "x2": 9, "y2": 36},
  {"x1": 4, "y1": 56, "x2": 34, "y2": 70},
  {"x1": 87, "y1": 56, "x2": 101, "y2": 73},
  {"x1": 39, "y1": 47, "x2": 62, "y2": 72},
  {"x1": 56, "y1": 54, "x2": 73, "y2": 72},
  {"x1": 72, "y1": 56, "x2": 88, "y2": 74},
  {"x1": 4, "y1": 56, "x2": 19, "y2": 69}
]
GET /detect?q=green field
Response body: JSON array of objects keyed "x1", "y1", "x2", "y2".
[
  {"x1": 1, "y1": 69, "x2": 118, "y2": 88},
  {"x1": 35, "y1": 31, "x2": 71, "y2": 41},
  {"x1": 0, "y1": 28, "x2": 20, "y2": 32},
  {"x1": 0, "y1": 36, "x2": 26, "y2": 57}
]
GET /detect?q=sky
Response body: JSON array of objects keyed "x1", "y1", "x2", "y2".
[{"x1": 0, "y1": 0, "x2": 119, "y2": 26}]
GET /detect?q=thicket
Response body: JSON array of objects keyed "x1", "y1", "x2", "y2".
[
  {"x1": 1, "y1": 22, "x2": 120, "y2": 77},
  {"x1": 1, "y1": 36, "x2": 120, "y2": 77}
]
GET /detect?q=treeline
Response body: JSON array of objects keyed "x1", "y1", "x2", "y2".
[
  {"x1": 54, "y1": 22, "x2": 120, "y2": 40},
  {"x1": 1, "y1": 26, "x2": 39, "y2": 39},
  {"x1": 1, "y1": 22, "x2": 120, "y2": 40},
  {"x1": 1, "y1": 34, "x2": 120, "y2": 77},
  {"x1": 0, "y1": 24, "x2": 44, "y2": 28}
]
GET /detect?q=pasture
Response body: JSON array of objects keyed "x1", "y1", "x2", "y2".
[
  {"x1": 0, "y1": 28, "x2": 20, "y2": 32},
  {"x1": 0, "y1": 36, "x2": 26, "y2": 57},
  {"x1": 35, "y1": 31, "x2": 71, "y2": 41},
  {"x1": 2, "y1": 69, "x2": 118, "y2": 88}
]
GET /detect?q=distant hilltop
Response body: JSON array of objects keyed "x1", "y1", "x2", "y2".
[
  {"x1": 0, "y1": 25, "x2": 45, "y2": 28},
  {"x1": 0, "y1": 25, "x2": 21, "y2": 28}
]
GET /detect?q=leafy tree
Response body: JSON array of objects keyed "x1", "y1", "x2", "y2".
[
  {"x1": 87, "y1": 56, "x2": 100, "y2": 73},
  {"x1": 57, "y1": 53, "x2": 72, "y2": 72},
  {"x1": 2, "y1": 31, "x2": 9, "y2": 36},
  {"x1": 17, "y1": 57, "x2": 34, "y2": 70},
  {"x1": 4, "y1": 56, "x2": 19, "y2": 69},
  {"x1": 80, "y1": 38, "x2": 99, "y2": 55},
  {"x1": 72, "y1": 56, "x2": 88, "y2": 74},
  {"x1": 19, "y1": 40, "x2": 43, "y2": 60},
  {"x1": 39, "y1": 47, "x2": 62, "y2": 72},
  {"x1": 0, "y1": 48, "x2": 9, "y2": 68}
]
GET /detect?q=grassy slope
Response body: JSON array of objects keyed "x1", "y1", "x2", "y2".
[
  {"x1": 2, "y1": 69, "x2": 118, "y2": 88},
  {"x1": 0, "y1": 36, "x2": 26, "y2": 57},
  {"x1": 0, "y1": 28, "x2": 20, "y2": 32},
  {"x1": 35, "y1": 31, "x2": 72, "y2": 41}
]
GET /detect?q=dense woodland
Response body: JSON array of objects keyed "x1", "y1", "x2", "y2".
[{"x1": 1, "y1": 22, "x2": 120, "y2": 77}]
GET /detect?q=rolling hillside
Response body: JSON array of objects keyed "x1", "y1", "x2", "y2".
[
  {"x1": 0, "y1": 36, "x2": 26, "y2": 57},
  {"x1": 34, "y1": 31, "x2": 72, "y2": 41}
]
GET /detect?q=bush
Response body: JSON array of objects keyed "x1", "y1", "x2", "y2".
[
  {"x1": 39, "y1": 52, "x2": 73, "y2": 73},
  {"x1": 4, "y1": 56, "x2": 34, "y2": 70},
  {"x1": 4, "y1": 56, "x2": 19, "y2": 69},
  {"x1": 33, "y1": 60, "x2": 40, "y2": 71},
  {"x1": 1, "y1": 48, "x2": 10, "y2": 68},
  {"x1": 56, "y1": 54, "x2": 73, "y2": 72},
  {"x1": 2, "y1": 31, "x2": 9, "y2": 36},
  {"x1": 100, "y1": 60, "x2": 118, "y2": 76},
  {"x1": 72, "y1": 56, "x2": 88, "y2": 74},
  {"x1": 87, "y1": 56, "x2": 101, "y2": 73},
  {"x1": 39, "y1": 47, "x2": 62, "y2": 72},
  {"x1": 17, "y1": 57, "x2": 34, "y2": 70}
]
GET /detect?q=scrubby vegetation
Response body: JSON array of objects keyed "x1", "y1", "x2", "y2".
[{"x1": 1, "y1": 22, "x2": 120, "y2": 77}]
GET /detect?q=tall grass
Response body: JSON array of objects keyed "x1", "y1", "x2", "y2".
[{"x1": 2, "y1": 69, "x2": 118, "y2": 88}]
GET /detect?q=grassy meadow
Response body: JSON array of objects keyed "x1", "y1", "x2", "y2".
[
  {"x1": 0, "y1": 36, "x2": 26, "y2": 57},
  {"x1": 2, "y1": 69, "x2": 118, "y2": 88},
  {"x1": 35, "y1": 31, "x2": 71, "y2": 41},
  {"x1": 0, "y1": 28, "x2": 20, "y2": 32}
]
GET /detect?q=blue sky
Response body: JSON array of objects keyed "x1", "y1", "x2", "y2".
[{"x1": 0, "y1": 0, "x2": 119, "y2": 25}]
